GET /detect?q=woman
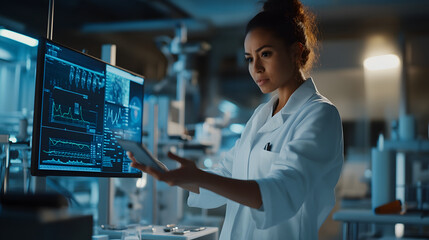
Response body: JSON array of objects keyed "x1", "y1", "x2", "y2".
[{"x1": 128, "y1": 0, "x2": 343, "y2": 239}]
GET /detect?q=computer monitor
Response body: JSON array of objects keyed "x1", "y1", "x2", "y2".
[{"x1": 31, "y1": 38, "x2": 144, "y2": 177}]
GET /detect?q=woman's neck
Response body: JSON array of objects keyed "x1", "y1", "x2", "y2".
[{"x1": 272, "y1": 75, "x2": 305, "y2": 116}]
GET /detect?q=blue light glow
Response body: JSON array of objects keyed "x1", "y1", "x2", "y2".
[
  {"x1": 219, "y1": 100, "x2": 238, "y2": 117},
  {"x1": 229, "y1": 123, "x2": 245, "y2": 134},
  {"x1": 9, "y1": 136, "x2": 17, "y2": 143},
  {"x1": 204, "y1": 158, "x2": 213, "y2": 168},
  {"x1": 0, "y1": 29, "x2": 38, "y2": 47},
  {"x1": 0, "y1": 48, "x2": 12, "y2": 60}
]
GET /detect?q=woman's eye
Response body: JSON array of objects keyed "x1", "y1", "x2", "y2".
[
  {"x1": 261, "y1": 51, "x2": 272, "y2": 57},
  {"x1": 245, "y1": 57, "x2": 253, "y2": 63}
]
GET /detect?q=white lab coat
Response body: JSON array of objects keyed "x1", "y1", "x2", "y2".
[{"x1": 188, "y1": 78, "x2": 344, "y2": 240}]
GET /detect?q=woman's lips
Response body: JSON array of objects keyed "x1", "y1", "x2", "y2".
[{"x1": 256, "y1": 78, "x2": 268, "y2": 86}]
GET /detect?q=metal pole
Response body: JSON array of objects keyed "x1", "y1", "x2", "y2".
[
  {"x1": 142, "y1": 99, "x2": 158, "y2": 224},
  {"x1": 2, "y1": 142, "x2": 10, "y2": 194},
  {"x1": 153, "y1": 104, "x2": 159, "y2": 224},
  {"x1": 399, "y1": 33, "x2": 408, "y2": 116},
  {"x1": 342, "y1": 222, "x2": 349, "y2": 240},
  {"x1": 98, "y1": 178, "x2": 116, "y2": 226},
  {"x1": 47, "y1": 0, "x2": 55, "y2": 40},
  {"x1": 98, "y1": 44, "x2": 117, "y2": 227}
]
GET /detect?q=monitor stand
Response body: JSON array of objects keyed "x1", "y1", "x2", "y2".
[
  {"x1": 31, "y1": 176, "x2": 47, "y2": 193},
  {"x1": 98, "y1": 178, "x2": 115, "y2": 226}
]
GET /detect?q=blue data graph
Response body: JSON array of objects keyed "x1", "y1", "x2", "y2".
[{"x1": 32, "y1": 39, "x2": 144, "y2": 176}]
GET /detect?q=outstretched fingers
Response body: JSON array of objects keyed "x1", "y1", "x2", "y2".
[
  {"x1": 167, "y1": 151, "x2": 190, "y2": 165},
  {"x1": 127, "y1": 151, "x2": 164, "y2": 180},
  {"x1": 128, "y1": 151, "x2": 195, "y2": 187}
]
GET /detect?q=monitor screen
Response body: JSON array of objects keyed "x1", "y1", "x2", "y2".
[{"x1": 31, "y1": 38, "x2": 143, "y2": 177}]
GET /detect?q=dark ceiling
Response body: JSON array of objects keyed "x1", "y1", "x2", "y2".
[{"x1": 1, "y1": 0, "x2": 429, "y2": 79}]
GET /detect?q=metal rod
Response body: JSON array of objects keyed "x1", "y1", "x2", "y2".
[
  {"x1": 2, "y1": 143, "x2": 10, "y2": 194},
  {"x1": 22, "y1": 149, "x2": 28, "y2": 193},
  {"x1": 47, "y1": 0, "x2": 55, "y2": 40},
  {"x1": 342, "y1": 222, "x2": 349, "y2": 240},
  {"x1": 97, "y1": 44, "x2": 118, "y2": 226},
  {"x1": 399, "y1": 32, "x2": 408, "y2": 116},
  {"x1": 153, "y1": 104, "x2": 159, "y2": 224}
]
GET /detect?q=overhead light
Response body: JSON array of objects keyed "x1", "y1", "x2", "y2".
[
  {"x1": 364, "y1": 54, "x2": 400, "y2": 71},
  {"x1": 0, "y1": 29, "x2": 38, "y2": 47}
]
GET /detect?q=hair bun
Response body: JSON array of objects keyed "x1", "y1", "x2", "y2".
[{"x1": 263, "y1": 0, "x2": 304, "y2": 22}]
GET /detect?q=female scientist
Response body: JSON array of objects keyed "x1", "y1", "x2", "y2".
[{"x1": 128, "y1": 0, "x2": 344, "y2": 239}]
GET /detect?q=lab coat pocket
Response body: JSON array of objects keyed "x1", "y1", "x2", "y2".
[{"x1": 253, "y1": 150, "x2": 279, "y2": 177}]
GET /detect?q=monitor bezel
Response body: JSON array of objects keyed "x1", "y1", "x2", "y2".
[{"x1": 31, "y1": 38, "x2": 143, "y2": 178}]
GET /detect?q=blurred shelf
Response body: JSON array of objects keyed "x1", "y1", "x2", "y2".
[
  {"x1": 333, "y1": 209, "x2": 429, "y2": 225},
  {"x1": 384, "y1": 139, "x2": 429, "y2": 152},
  {"x1": 334, "y1": 209, "x2": 429, "y2": 240}
]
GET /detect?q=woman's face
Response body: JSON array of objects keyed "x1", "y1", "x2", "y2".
[{"x1": 244, "y1": 28, "x2": 298, "y2": 94}]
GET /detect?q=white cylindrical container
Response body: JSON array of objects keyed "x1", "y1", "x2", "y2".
[
  {"x1": 371, "y1": 147, "x2": 395, "y2": 211},
  {"x1": 399, "y1": 114, "x2": 415, "y2": 140}
]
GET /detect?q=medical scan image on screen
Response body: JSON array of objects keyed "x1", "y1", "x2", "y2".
[{"x1": 33, "y1": 40, "x2": 144, "y2": 176}]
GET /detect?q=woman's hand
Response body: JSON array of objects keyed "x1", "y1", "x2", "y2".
[
  {"x1": 127, "y1": 151, "x2": 262, "y2": 209},
  {"x1": 127, "y1": 151, "x2": 201, "y2": 193}
]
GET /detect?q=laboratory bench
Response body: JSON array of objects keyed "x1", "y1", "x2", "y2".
[
  {"x1": 97, "y1": 225, "x2": 218, "y2": 240},
  {"x1": 0, "y1": 204, "x2": 218, "y2": 240}
]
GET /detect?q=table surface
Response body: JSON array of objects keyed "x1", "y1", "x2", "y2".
[
  {"x1": 333, "y1": 209, "x2": 429, "y2": 225},
  {"x1": 98, "y1": 225, "x2": 218, "y2": 240},
  {"x1": 140, "y1": 226, "x2": 218, "y2": 240}
]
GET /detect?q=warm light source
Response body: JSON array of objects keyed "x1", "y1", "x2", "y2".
[
  {"x1": 0, "y1": 29, "x2": 38, "y2": 47},
  {"x1": 364, "y1": 54, "x2": 400, "y2": 71}
]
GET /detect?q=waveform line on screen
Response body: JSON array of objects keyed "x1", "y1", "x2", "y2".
[
  {"x1": 106, "y1": 108, "x2": 121, "y2": 125},
  {"x1": 43, "y1": 150, "x2": 91, "y2": 159},
  {"x1": 42, "y1": 158, "x2": 95, "y2": 166},
  {"x1": 49, "y1": 138, "x2": 91, "y2": 150},
  {"x1": 52, "y1": 102, "x2": 91, "y2": 125}
]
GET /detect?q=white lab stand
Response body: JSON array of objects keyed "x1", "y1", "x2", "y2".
[{"x1": 334, "y1": 139, "x2": 429, "y2": 239}]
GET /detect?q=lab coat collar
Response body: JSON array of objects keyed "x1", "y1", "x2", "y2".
[
  {"x1": 256, "y1": 78, "x2": 317, "y2": 133},
  {"x1": 280, "y1": 77, "x2": 318, "y2": 115}
]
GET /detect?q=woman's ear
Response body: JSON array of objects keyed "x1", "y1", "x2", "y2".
[
  {"x1": 289, "y1": 42, "x2": 305, "y2": 75},
  {"x1": 291, "y1": 42, "x2": 305, "y2": 63}
]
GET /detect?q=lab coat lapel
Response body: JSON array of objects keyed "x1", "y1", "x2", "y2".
[
  {"x1": 256, "y1": 78, "x2": 318, "y2": 134},
  {"x1": 257, "y1": 112, "x2": 285, "y2": 133},
  {"x1": 233, "y1": 97, "x2": 274, "y2": 180},
  {"x1": 235, "y1": 78, "x2": 318, "y2": 179}
]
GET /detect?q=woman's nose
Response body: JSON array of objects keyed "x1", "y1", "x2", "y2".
[{"x1": 253, "y1": 58, "x2": 264, "y2": 73}]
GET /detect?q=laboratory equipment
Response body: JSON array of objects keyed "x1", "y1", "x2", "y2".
[{"x1": 371, "y1": 134, "x2": 396, "y2": 211}]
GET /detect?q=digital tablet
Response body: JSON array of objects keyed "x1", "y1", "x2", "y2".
[{"x1": 116, "y1": 139, "x2": 168, "y2": 173}]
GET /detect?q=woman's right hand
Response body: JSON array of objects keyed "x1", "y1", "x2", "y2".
[{"x1": 127, "y1": 151, "x2": 201, "y2": 193}]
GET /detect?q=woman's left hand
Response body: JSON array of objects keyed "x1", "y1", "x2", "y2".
[{"x1": 127, "y1": 151, "x2": 201, "y2": 193}]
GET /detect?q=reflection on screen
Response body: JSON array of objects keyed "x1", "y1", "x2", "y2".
[{"x1": 35, "y1": 40, "x2": 143, "y2": 175}]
